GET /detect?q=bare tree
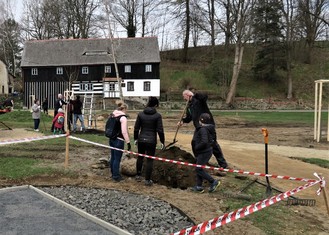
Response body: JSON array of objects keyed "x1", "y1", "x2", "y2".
[
  {"x1": 103, "y1": 0, "x2": 124, "y2": 100},
  {"x1": 109, "y1": 0, "x2": 139, "y2": 37},
  {"x1": 191, "y1": 0, "x2": 218, "y2": 47},
  {"x1": 64, "y1": 0, "x2": 100, "y2": 39},
  {"x1": 281, "y1": 0, "x2": 299, "y2": 99},
  {"x1": 21, "y1": 0, "x2": 100, "y2": 40},
  {"x1": 190, "y1": 0, "x2": 220, "y2": 58},
  {"x1": 217, "y1": 0, "x2": 235, "y2": 51},
  {"x1": 297, "y1": 0, "x2": 328, "y2": 64},
  {"x1": 0, "y1": 18, "x2": 22, "y2": 76},
  {"x1": 225, "y1": 0, "x2": 254, "y2": 106}
]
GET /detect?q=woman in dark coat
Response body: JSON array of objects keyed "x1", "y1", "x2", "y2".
[{"x1": 134, "y1": 97, "x2": 165, "y2": 186}]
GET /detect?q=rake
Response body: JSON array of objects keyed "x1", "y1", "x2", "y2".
[{"x1": 255, "y1": 180, "x2": 316, "y2": 206}]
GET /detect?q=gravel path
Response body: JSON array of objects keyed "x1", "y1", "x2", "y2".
[{"x1": 39, "y1": 186, "x2": 194, "y2": 235}]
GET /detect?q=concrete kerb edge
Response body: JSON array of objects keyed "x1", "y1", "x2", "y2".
[
  {"x1": 27, "y1": 185, "x2": 132, "y2": 235},
  {"x1": 0, "y1": 185, "x2": 30, "y2": 192}
]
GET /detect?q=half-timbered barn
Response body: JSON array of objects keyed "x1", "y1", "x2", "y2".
[{"x1": 21, "y1": 37, "x2": 161, "y2": 108}]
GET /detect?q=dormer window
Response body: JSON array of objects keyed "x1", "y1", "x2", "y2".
[{"x1": 83, "y1": 50, "x2": 110, "y2": 56}]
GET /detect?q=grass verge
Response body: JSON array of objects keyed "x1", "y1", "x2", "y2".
[
  {"x1": 0, "y1": 157, "x2": 56, "y2": 179},
  {"x1": 290, "y1": 157, "x2": 329, "y2": 169}
]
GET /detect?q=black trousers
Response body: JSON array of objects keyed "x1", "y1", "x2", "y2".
[
  {"x1": 213, "y1": 140, "x2": 228, "y2": 168},
  {"x1": 195, "y1": 150, "x2": 215, "y2": 187},
  {"x1": 136, "y1": 142, "x2": 156, "y2": 181}
]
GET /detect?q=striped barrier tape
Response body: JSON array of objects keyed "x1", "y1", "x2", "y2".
[
  {"x1": 1, "y1": 135, "x2": 326, "y2": 234},
  {"x1": 0, "y1": 134, "x2": 66, "y2": 145},
  {"x1": 69, "y1": 136, "x2": 318, "y2": 183},
  {"x1": 171, "y1": 179, "x2": 322, "y2": 235}
]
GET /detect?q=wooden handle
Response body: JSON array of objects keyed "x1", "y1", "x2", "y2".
[{"x1": 173, "y1": 100, "x2": 189, "y2": 141}]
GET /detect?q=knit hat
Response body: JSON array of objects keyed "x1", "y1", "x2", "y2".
[
  {"x1": 199, "y1": 113, "x2": 211, "y2": 124},
  {"x1": 58, "y1": 108, "x2": 64, "y2": 113},
  {"x1": 147, "y1": 96, "x2": 159, "y2": 107}
]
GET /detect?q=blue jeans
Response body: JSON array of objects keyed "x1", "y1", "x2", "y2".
[
  {"x1": 33, "y1": 119, "x2": 40, "y2": 130},
  {"x1": 109, "y1": 138, "x2": 125, "y2": 180},
  {"x1": 73, "y1": 114, "x2": 85, "y2": 131}
]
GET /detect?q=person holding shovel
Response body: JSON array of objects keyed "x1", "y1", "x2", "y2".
[
  {"x1": 179, "y1": 89, "x2": 229, "y2": 174},
  {"x1": 133, "y1": 96, "x2": 165, "y2": 186}
]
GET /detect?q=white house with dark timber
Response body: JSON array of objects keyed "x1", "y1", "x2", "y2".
[{"x1": 21, "y1": 37, "x2": 161, "y2": 108}]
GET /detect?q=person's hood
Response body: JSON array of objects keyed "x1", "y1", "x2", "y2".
[
  {"x1": 112, "y1": 109, "x2": 126, "y2": 117},
  {"x1": 197, "y1": 123, "x2": 215, "y2": 134},
  {"x1": 143, "y1": 107, "x2": 157, "y2": 115}
]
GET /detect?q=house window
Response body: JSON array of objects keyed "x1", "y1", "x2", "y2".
[
  {"x1": 125, "y1": 65, "x2": 131, "y2": 73},
  {"x1": 31, "y1": 68, "x2": 38, "y2": 75},
  {"x1": 105, "y1": 65, "x2": 111, "y2": 73},
  {"x1": 109, "y1": 83, "x2": 115, "y2": 91},
  {"x1": 82, "y1": 66, "x2": 89, "y2": 74},
  {"x1": 145, "y1": 64, "x2": 152, "y2": 72},
  {"x1": 144, "y1": 81, "x2": 151, "y2": 91},
  {"x1": 56, "y1": 67, "x2": 63, "y2": 75},
  {"x1": 127, "y1": 82, "x2": 134, "y2": 91}
]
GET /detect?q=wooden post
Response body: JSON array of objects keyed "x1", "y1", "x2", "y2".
[
  {"x1": 317, "y1": 82, "x2": 323, "y2": 142},
  {"x1": 314, "y1": 82, "x2": 318, "y2": 140},
  {"x1": 323, "y1": 187, "x2": 329, "y2": 216},
  {"x1": 327, "y1": 100, "x2": 329, "y2": 142},
  {"x1": 65, "y1": 131, "x2": 70, "y2": 169},
  {"x1": 319, "y1": 173, "x2": 329, "y2": 216},
  {"x1": 314, "y1": 80, "x2": 329, "y2": 142}
]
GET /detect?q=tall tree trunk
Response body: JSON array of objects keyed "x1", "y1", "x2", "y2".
[
  {"x1": 225, "y1": 43, "x2": 244, "y2": 106},
  {"x1": 182, "y1": 0, "x2": 190, "y2": 63}
]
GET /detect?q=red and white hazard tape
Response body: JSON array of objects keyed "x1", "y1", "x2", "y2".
[
  {"x1": 0, "y1": 134, "x2": 66, "y2": 145},
  {"x1": 69, "y1": 136, "x2": 318, "y2": 183},
  {"x1": 1, "y1": 135, "x2": 326, "y2": 235},
  {"x1": 171, "y1": 179, "x2": 322, "y2": 235}
]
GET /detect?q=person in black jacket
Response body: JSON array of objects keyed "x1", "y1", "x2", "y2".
[
  {"x1": 71, "y1": 95, "x2": 85, "y2": 132},
  {"x1": 179, "y1": 89, "x2": 229, "y2": 171},
  {"x1": 134, "y1": 96, "x2": 165, "y2": 186},
  {"x1": 191, "y1": 113, "x2": 220, "y2": 193}
]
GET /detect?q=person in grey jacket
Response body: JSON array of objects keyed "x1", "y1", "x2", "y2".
[
  {"x1": 31, "y1": 99, "x2": 41, "y2": 131},
  {"x1": 134, "y1": 97, "x2": 165, "y2": 186},
  {"x1": 191, "y1": 113, "x2": 220, "y2": 193}
]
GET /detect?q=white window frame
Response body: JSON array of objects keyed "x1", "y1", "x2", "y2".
[
  {"x1": 109, "y1": 82, "x2": 115, "y2": 91},
  {"x1": 31, "y1": 68, "x2": 38, "y2": 76},
  {"x1": 127, "y1": 81, "x2": 134, "y2": 91},
  {"x1": 105, "y1": 65, "x2": 111, "y2": 73},
  {"x1": 82, "y1": 66, "x2": 89, "y2": 74},
  {"x1": 124, "y1": 65, "x2": 131, "y2": 73},
  {"x1": 144, "y1": 81, "x2": 151, "y2": 91},
  {"x1": 56, "y1": 67, "x2": 63, "y2": 75},
  {"x1": 145, "y1": 64, "x2": 152, "y2": 72}
]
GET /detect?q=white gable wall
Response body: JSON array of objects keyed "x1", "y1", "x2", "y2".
[
  {"x1": 122, "y1": 79, "x2": 160, "y2": 97},
  {"x1": 0, "y1": 61, "x2": 9, "y2": 94}
]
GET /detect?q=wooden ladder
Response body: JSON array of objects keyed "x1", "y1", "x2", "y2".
[{"x1": 82, "y1": 93, "x2": 97, "y2": 129}]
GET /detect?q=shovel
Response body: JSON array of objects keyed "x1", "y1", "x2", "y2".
[{"x1": 165, "y1": 100, "x2": 189, "y2": 149}]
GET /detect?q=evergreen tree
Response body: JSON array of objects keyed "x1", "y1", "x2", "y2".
[{"x1": 252, "y1": 0, "x2": 286, "y2": 82}]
